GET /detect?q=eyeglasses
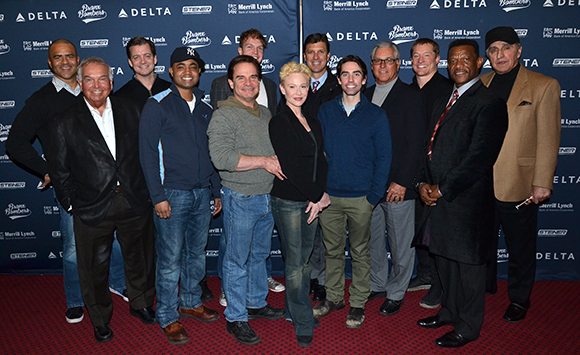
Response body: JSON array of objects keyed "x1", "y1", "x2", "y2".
[{"x1": 371, "y1": 57, "x2": 398, "y2": 66}]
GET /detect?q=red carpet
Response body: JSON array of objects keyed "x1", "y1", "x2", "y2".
[{"x1": 1, "y1": 275, "x2": 578, "y2": 354}]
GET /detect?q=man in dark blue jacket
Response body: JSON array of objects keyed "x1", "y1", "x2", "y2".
[
  {"x1": 139, "y1": 47, "x2": 221, "y2": 346},
  {"x1": 313, "y1": 55, "x2": 392, "y2": 329}
]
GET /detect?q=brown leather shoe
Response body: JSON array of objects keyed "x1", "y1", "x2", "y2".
[
  {"x1": 178, "y1": 305, "x2": 220, "y2": 322},
  {"x1": 162, "y1": 321, "x2": 188, "y2": 345}
]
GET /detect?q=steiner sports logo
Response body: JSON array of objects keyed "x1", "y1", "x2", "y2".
[
  {"x1": 538, "y1": 229, "x2": 567, "y2": 236},
  {"x1": 0, "y1": 39, "x2": 10, "y2": 55},
  {"x1": 80, "y1": 39, "x2": 109, "y2": 48},
  {"x1": 559, "y1": 147, "x2": 576, "y2": 155},
  {"x1": 0, "y1": 123, "x2": 11, "y2": 142},
  {"x1": 499, "y1": 0, "x2": 531, "y2": 12},
  {"x1": 0, "y1": 101, "x2": 15, "y2": 110},
  {"x1": 0, "y1": 182, "x2": 26, "y2": 190},
  {"x1": 31, "y1": 69, "x2": 53, "y2": 78},
  {"x1": 388, "y1": 25, "x2": 419, "y2": 45},
  {"x1": 78, "y1": 4, "x2": 107, "y2": 24},
  {"x1": 183, "y1": 6, "x2": 212, "y2": 15},
  {"x1": 386, "y1": 0, "x2": 417, "y2": 9},
  {"x1": 5, "y1": 203, "x2": 32, "y2": 220},
  {"x1": 553, "y1": 58, "x2": 580, "y2": 67},
  {"x1": 181, "y1": 31, "x2": 212, "y2": 48},
  {"x1": 10, "y1": 252, "x2": 37, "y2": 260}
]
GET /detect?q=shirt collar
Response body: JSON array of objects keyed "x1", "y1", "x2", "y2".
[
  {"x1": 52, "y1": 76, "x2": 81, "y2": 96},
  {"x1": 312, "y1": 70, "x2": 328, "y2": 89},
  {"x1": 84, "y1": 96, "x2": 112, "y2": 117},
  {"x1": 454, "y1": 77, "x2": 480, "y2": 98}
]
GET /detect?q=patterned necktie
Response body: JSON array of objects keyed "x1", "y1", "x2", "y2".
[
  {"x1": 428, "y1": 89, "x2": 459, "y2": 160},
  {"x1": 312, "y1": 81, "x2": 320, "y2": 93}
]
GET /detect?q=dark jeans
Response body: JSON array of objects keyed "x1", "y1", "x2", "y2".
[{"x1": 271, "y1": 197, "x2": 317, "y2": 337}]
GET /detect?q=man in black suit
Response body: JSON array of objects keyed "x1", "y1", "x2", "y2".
[
  {"x1": 407, "y1": 38, "x2": 454, "y2": 309},
  {"x1": 48, "y1": 57, "x2": 156, "y2": 343},
  {"x1": 415, "y1": 39, "x2": 508, "y2": 347},
  {"x1": 210, "y1": 28, "x2": 278, "y2": 116},
  {"x1": 364, "y1": 41, "x2": 428, "y2": 316}
]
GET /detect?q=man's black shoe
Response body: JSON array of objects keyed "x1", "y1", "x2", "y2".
[
  {"x1": 503, "y1": 303, "x2": 528, "y2": 323},
  {"x1": 297, "y1": 335, "x2": 313, "y2": 347},
  {"x1": 379, "y1": 298, "x2": 403, "y2": 315},
  {"x1": 312, "y1": 284, "x2": 326, "y2": 302},
  {"x1": 435, "y1": 330, "x2": 473, "y2": 348},
  {"x1": 226, "y1": 321, "x2": 261, "y2": 345},
  {"x1": 247, "y1": 304, "x2": 284, "y2": 320},
  {"x1": 417, "y1": 315, "x2": 450, "y2": 329},
  {"x1": 407, "y1": 277, "x2": 431, "y2": 292},
  {"x1": 200, "y1": 278, "x2": 213, "y2": 302},
  {"x1": 367, "y1": 291, "x2": 386, "y2": 303},
  {"x1": 94, "y1": 323, "x2": 113, "y2": 343},
  {"x1": 310, "y1": 279, "x2": 318, "y2": 295},
  {"x1": 130, "y1": 306, "x2": 157, "y2": 325}
]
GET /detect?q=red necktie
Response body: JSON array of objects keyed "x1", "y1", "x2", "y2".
[
  {"x1": 312, "y1": 81, "x2": 320, "y2": 93},
  {"x1": 428, "y1": 89, "x2": 458, "y2": 160}
]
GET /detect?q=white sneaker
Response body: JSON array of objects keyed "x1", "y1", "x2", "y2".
[
  {"x1": 267, "y1": 278, "x2": 285, "y2": 292},
  {"x1": 109, "y1": 287, "x2": 129, "y2": 302},
  {"x1": 219, "y1": 291, "x2": 227, "y2": 307}
]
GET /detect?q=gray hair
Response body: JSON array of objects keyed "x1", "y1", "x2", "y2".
[
  {"x1": 485, "y1": 42, "x2": 521, "y2": 59},
  {"x1": 77, "y1": 57, "x2": 113, "y2": 81},
  {"x1": 370, "y1": 41, "x2": 400, "y2": 60}
]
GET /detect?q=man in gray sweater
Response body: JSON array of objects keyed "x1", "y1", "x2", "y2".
[{"x1": 207, "y1": 55, "x2": 285, "y2": 346}]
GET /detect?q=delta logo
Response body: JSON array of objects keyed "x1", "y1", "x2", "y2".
[
  {"x1": 181, "y1": 30, "x2": 212, "y2": 49},
  {"x1": 326, "y1": 31, "x2": 378, "y2": 42},
  {"x1": 543, "y1": 0, "x2": 580, "y2": 7},
  {"x1": 388, "y1": 25, "x2": 419, "y2": 45},
  {"x1": 118, "y1": 7, "x2": 171, "y2": 18},
  {"x1": 561, "y1": 89, "x2": 580, "y2": 99},
  {"x1": 499, "y1": 0, "x2": 531, "y2": 12},
  {"x1": 553, "y1": 173, "x2": 580, "y2": 183},
  {"x1": 536, "y1": 252, "x2": 575, "y2": 260},
  {"x1": 429, "y1": 0, "x2": 487, "y2": 9},
  {"x1": 78, "y1": 4, "x2": 107, "y2": 24},
  {"x1": 222, "y1": 34, "x2": 276, "y2": 46},
  {"x1": 15, "y1": 11, "x2": 67, "y2": 22},
  {"x1": 182, "y1": 6, "x2": 212, "y2": 15}
]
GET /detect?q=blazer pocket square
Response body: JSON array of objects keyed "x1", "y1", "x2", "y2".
[{"x1": 519, "y1": 101, "x2": 532, "y2": 106}]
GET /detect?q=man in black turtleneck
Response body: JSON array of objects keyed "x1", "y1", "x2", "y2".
[{"x1": 480, "y1": 26, "x2": 561, "y2": 323}]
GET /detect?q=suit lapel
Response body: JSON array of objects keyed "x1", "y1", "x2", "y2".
[
  {"x1": 381, "y1": 78, "x2": 401, "y2": 111},
  {"x1": 506, "y1": 66, "x2": 529, "y2": 118},
  {"x1": 439, "y1": 81, "x2": 482, "y2": 127},
  {"x1": 76, "y1": 101, "x2": 114, "y2": 159}
]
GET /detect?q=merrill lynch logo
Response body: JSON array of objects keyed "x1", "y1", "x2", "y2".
[
  {"x1": 537, "y1": 229, "x2": 567, "y2": 236},
  {"x1": 499, "y1": 0, "x2": 531, "y2": 12},
  {"x1": 78, "y1": 4, "x2": 107, "y2": 23},
  {"x1": 181, "y1": 31, "x2": 211, "y2": 48}
]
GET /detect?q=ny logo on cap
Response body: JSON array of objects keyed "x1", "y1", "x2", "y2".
[{"x1": 187, "y1": 47, "x2": 197, "y2": 56}]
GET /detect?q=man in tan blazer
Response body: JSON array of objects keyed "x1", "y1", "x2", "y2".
[{"x1": 480, "y1": 26, "x2": 561, "y2": 323}]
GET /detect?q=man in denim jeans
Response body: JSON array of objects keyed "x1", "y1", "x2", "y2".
[
  {"x1": 140, "y1": 47, "x2": 221, "y2": 345},
  {"x1": 207, "y1": 55, "x2": 285, "y2": 346}
]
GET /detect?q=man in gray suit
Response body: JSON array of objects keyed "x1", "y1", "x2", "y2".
[{"x1": 210, "y1": 28, "x2": 278, "y2": 116}]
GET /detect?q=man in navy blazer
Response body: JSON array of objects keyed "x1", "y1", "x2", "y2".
[
  {"x1": 364, "y1": 41, "x2": 428, "y2": 316},
  {"x1": 48, "y1": 57, "x2": 156, "y2": 343},
  {"x1": 415, "y1": 39, "x2": 508, "y2": 347}
]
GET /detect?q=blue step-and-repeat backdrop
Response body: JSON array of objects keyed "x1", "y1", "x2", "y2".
[{"x1": 1, "y1": 0, "x2": 578, "y2": 280}]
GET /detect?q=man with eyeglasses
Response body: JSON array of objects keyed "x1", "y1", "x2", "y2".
[{"x1": 363, "y1": 41, "x2": 428, "y2": 316}]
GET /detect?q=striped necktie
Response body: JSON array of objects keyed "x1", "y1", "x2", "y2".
[{"x1": 428, "y1": 89, "x2": 458, "y2": 160}]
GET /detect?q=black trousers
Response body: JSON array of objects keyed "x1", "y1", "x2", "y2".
[
  {"x1": 435, "y1": 255, "x2": 486, "y2": 340},
  {"x1": 486, "y1": 200, "x2": 537, "y2": 307},
  {"x1": 74, "y1": 192, "x2": 155, "y2": 327}
]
